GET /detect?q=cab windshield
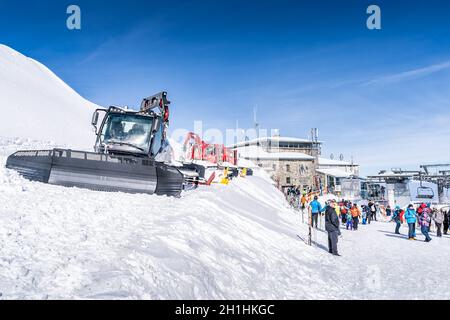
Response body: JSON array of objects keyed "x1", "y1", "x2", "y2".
[{"x1": 101, "y1": 113, "x2": 153, "y2": 152}]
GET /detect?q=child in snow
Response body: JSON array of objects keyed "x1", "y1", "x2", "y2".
[
  {"x1": 432, "y1": 208, "x2": 444, "y2": 237},
  {"x1": 386, "y1": 205, "x2": 392, "y2": 217},
  {"x1": 444, "y1": 208, "x2": 449, "y2": 235},
  {"x1": 340, "y1": 204, "x2": 348, "y2": 225}
]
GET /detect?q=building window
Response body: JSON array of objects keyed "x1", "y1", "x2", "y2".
[
  {"x1": 286, "y1": 164, "x2": 290, "y2": 172},
  {"x1": 299, "y1": 164, "x2": 306, "y2": 175},
  {"x1": 272, "y1": 163, "x2": 277, "y2": 170},
  {"x1": 286, "y1": 177, "x2": 291, "y2": 184}
]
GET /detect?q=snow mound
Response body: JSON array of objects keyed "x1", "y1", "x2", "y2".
[
  {"x1": 0, "y1": 141, "x2": 341, "y2": 299},
  {"x1": 3, "y1": 135, "x2": 450, "y2": 300},
  {"x1": 0, "y1": 44, "x2": 98, "y2": 148}
]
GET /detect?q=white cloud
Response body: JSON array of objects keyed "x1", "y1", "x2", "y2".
[{"x1": 364, "y1": 60, "x2": 450, "y2": 86}]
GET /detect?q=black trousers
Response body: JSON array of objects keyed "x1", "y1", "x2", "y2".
[
  {"x1": 311, "y1": 214, "x2": 319, "y2": 228},
  {"x1": 435, "y1": 223, "x2": 442, "y2": 237},
  {"x1": 395, "y1": 221, "x2": 401, "y2": 234},
  {"x1": 352, "y1": 217, "x2": 359, "y2": 230},
  {"x1": 327, "y1": 231, "x2": 339, "y2": 255},
  {"x1": 444, "y1": 222, "x2": 449, "y2": 234}
]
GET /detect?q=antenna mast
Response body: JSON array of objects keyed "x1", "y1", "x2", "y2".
[{"x1": 253, "y1": 106, "x2": 260, "y2": 139}]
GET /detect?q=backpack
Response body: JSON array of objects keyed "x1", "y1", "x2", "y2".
[{"x1": 399, "y1": 210, "x2": 405, "y2": 222}]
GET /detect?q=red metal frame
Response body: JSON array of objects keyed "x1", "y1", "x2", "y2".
[{"x1": 183, "y1": 132, "x2": 237, "y2": 166}]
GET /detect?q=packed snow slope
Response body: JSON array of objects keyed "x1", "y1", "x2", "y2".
[
  {"x1": 2, "y1": 138, "x2": 450, "y2": 299},
  {"x1": 0, "y1": 44, "x2": 97, "y2": 148}
]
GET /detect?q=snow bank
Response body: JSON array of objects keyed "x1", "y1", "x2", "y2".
[
  {"x1": 0, "y1": 44, "x2": 98, "y2": 148},
  {"x1": 3, "y1": 136, "x2": 450, "y2": 300},
  {"x1": 0, "y1": 139, "x2": 345, "y2": 299}
]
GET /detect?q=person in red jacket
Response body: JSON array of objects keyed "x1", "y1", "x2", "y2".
[
  {"x1": 417, "y1": 203, "x2": 426, "y2": 215},
  {"x1": 349, "y1": 204, "x2": 360, "y2": 230},
  {"x1": 340, "y1": 204, "x2": 348, "y2": 225},
  {"x1": 350, "y1": 204, "x2": 361, "y2": 230}
]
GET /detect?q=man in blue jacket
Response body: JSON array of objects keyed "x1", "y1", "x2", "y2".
[
  {"x1": 310, "y1": 196, "x2": 325, "y2": 229},
  {"x1": 404, "y1": 204, "x2": 417, "y2": 240}
]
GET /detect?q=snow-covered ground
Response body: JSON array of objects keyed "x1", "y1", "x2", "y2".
[{"x1": 1, "y1": 138, "x2": 450, "y2": 300}]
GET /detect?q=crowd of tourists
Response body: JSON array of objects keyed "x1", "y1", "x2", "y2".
[{"x1": 285, "y1": 187, "x2": 449, "y2": 256}]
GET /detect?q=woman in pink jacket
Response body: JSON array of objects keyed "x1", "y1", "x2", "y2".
[{"x1": 419, "y1": 205, "x2": 432, "y2": 242}]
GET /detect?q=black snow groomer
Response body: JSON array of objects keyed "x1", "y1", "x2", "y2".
[{"x1": 6, "y1": 92, "x2": 184, "y2": 196}]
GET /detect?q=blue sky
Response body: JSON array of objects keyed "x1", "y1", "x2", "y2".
[{"x1": 1, "y1": 0, "x2": 450, "y2": 174}]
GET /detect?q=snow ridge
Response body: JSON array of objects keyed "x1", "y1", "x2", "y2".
[{"x1": 0, "y1": 44, "x2": 97, "y2": 148}]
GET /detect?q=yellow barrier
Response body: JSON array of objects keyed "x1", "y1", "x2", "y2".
[{"x1": 220, "y1": 168, "x2": 230, "y2": 185}]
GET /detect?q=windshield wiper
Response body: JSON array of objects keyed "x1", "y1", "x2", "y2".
[{"x1": 107, "y1": 141, "x2": 145, "y2": 152}]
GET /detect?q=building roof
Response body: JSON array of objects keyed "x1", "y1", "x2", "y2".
[
  {"x1": 230, "y1": 136, "x2": 321, "y2": 148},
  {"x1": 237, "y1": 158, "x2": 258, "y2": 168},
  {"x1": 316, "y1": 168, "x2": 353, "y2": 178},
  {"x1": 318, "y1": 157, "x2": 358, "y2": 166},
  {"x1": 237, "y1": 145, "x2": 315, "y2": 161},
  {"x1": 367, "y1": 171, "x2": 415, "y2": 179}
]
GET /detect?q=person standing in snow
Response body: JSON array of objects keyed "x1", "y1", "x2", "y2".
[
  {"x1": 340, "y1": 203, "x2": 348, "y2": 225},
  {"x1": 325, "y1": 200, "x2": 341, "y2": 256},
  {"x1": 444, "y1": 208, "x2": 449, "y2": 235},
  {"x1": 419, "y1": 205, "x2": 432, "y2": 242},
  {"x1": 391, "y1": 205, "x2": 403, "y2": 234},
  {"x1": 346, "y1": 210, "x2": 353, "y2": 230},
  {"x1": 432, "y1": 208, "x2": 444, "y2": 237},
  {"x1": 416, "y1": 203, "x2": 426, "y2": 218},
  {"x1": 362, "y1": 205, "x2": 367, "y2": 225},
  {"x1": 309, "y1": 196, "x2": 324, "y2": 229},
  {"x1": 350, "y1": 204, "x2": 361, "y2": 230},
  {"x1": 404, "y1": 204, "x2": 417, "y2": 240},
  {"x1": 386, "y1": 205, "x2": 392, "y2": 217},
  {"x1": 300, "y1": 194, "x2": 307, "y2": 211},
  {"x1": 367, "y1": 200, "x2": 376, "y2": 224},
  {"x1": 370, "y1": 201, "x2": 377, "y2": 221}
]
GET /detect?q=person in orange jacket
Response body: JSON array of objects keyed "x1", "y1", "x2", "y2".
[
  {"x1": 300, "y1": 195, "x2": 307, "y2": 210},
  {"x1": 350, "y1": 204, "x2": 361, "y2": 230}
]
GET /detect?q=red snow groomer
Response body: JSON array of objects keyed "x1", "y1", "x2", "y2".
[
  {"x1": 182, "y1": 132, "x2": 238, "y2": 184},
  {"x1": 183, "y1": 132, "x2": 237, "y2": 166}
]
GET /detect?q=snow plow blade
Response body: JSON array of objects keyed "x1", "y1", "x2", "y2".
[{"x1": 6, "y1": 149, "x2": 184, "y2": 197}]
